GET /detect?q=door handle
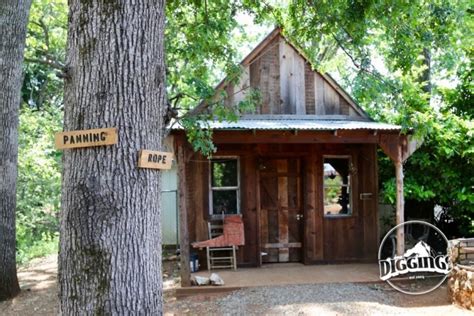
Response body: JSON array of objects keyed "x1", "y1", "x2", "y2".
[{"x1": 296, "y1": 214, "x2": 304, "y2": 220}]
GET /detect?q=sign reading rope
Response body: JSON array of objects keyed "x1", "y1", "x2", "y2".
[
  {"x1": 55, "y1": 127, "x2": 118, "y2": 149},
  {"x1": 138, "y1": 150, "x2": 173, "y2": 170}
]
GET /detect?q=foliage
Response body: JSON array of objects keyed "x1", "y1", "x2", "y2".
[
  {"x1": 179, "y1": 87, "x2": 261, "y2": 156},
  {"x1": 246, "y1": 0, "x2": 473, "y2": 235},
  {"x1": 17, "y1": 0, "x2": 473, "y2": 263},
  {"x1": 16, "y1": 0, "x2": 265, "y2": 262},
  {"x1": 165, "y1": 0, "x2": 264, "y2": 156},
  {"x1": 22, "y1": 0, "x2": 66, "y2": 110},
  {"x1": 15, "y1": 0, "x2": 66, "y2": 264},
  {"x1": 16, "y1": 106, "x2": 62, "y2": 264}
]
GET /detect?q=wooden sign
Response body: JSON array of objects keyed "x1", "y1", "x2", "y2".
[
  {"x1": 138, "y1": 150, "x2": 174, "y2": 170},
  {"x1": 55, "y1": 127, "x2": 118, "y2": 149}
]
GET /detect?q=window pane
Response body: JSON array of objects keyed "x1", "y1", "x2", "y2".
[
  {"x1": 212, "y1": 159, "x2": 237, "y2": 187},
  {"x1": 212, "y1": 190, "x2": 238, "y2": 214},
  {"x1": 324, "y1": 158, "x2": 351, "y2": 216}
]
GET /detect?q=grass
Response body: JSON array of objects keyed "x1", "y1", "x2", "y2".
[{"x1": 17, "y1": 235, "x2": 59, "y2": 266}]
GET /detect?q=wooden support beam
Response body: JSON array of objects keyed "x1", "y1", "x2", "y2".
[
  {"x1": 395, "y1": 157, "x2": 405, "y2": 256},
  {"x1": 210, "y1": 130, "x2": 381, "y2": 144},
  {"x1": 177, "y1": 141, "x2": 191, "y2": 287},
  {"x1": 379, "y1": 134, "x2": 422, "y2": 256},
  {"x1": 379, "y1": 134, "x2": 422, "y2": 163},
  {"x1": 400, "y1": 135, "x2": 423, "y2": 163}
]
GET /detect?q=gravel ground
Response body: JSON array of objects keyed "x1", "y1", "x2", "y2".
[
  {"x1": 2, "y1": 256, "x2": 471, "y2": 315},
  {"x1": 165, "y1": 283, "x2": 472, "y2": 315}
]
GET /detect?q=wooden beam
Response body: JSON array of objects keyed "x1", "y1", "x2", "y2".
[
  {"x1": 256, "y1": 157, "x2": 262, "y2": 267},
  {"x1": 379, "y1": 134, "x2": 422, "y2": 163},
  {"x1": 277, "y1": 160, "x2": 289, "y2": 262},
  {"x1": 380, "y1": 134, "x2": 407, "y2": 255},
  {"x1": 400, "y1": 135, "x2": 423, "y2": 162},
  {"x1": 210, "y1": 130, "x2": 381, "y2": 144},
  {"x1": 264, "y1": 242, "x2": 302, "y2": 248},
  {"x1": 177, "y1": 140, "x2": 191, "y2": 287},
  {"x1": 395, "y1": 157, "x2": 405, "y2": 256},
  {"x1": 378, "y1": 134, "x2": 400, "y2": 162}
]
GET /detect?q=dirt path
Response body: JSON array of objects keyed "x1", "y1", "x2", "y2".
[
  {"x1": 0, "y1": 255, "x2": 59, "y2": 315},
  {"x1": 0, "y1": 255, "x2": 180, "y2": 315},
  {"x1": 1, "y1": 256, "x2": 471, "y2": 315}
]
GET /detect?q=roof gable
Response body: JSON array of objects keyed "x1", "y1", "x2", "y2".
[{"x1": 216, "y1": 28, "x2": 370, "y2": 119}]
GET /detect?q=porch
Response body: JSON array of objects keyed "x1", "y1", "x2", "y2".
[
  {"x1": 173, "y1": 124, "x2": 419, "y2": 287},
  {"x1": 176, "y1": 262, "x2": 380, "y2": 297}
]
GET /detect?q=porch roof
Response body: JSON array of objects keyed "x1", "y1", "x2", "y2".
[{"x1": 172, "y1": 115, "x2": 401, "y2": 132}]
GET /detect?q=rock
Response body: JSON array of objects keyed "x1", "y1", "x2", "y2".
[
  {"x1": 210, "y1": 273, "x2": 225, "y2": 286},
  {"x1": 167, "y1": 255, "x2": 178, "y2": 261},
  {"x1": 192, "y1": 275, "x2": 210, "y2": 286}
]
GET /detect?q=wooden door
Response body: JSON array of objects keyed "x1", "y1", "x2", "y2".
[{"x1": 259, "y1": 158, "x2": 303, "y2": 263}]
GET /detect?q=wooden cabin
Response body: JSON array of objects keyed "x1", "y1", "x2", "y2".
[{"x1": 172, "y1": 29, "x2": 416, "y2": 283}]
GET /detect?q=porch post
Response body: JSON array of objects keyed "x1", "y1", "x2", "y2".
[
  {"x1": 395, "y1": 148, "x2": 405, "y2": 256},
  {"x1": 177, "y1": 142, "x2": 191, "y2": 287},
  {"x1": 379, "y1": 135, "x2": 417, "y2": 256}
]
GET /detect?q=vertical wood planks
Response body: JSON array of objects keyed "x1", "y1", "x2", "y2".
[
  {"x1": 304, "y1": 63, "x2": 315, "y2": 114},
  {"x1": 279, "y1": 39, "x2": 305, "y2": 114},
  {"x1": 314, "y1": 73, "x2": 325, "y2": 115},
  {"x1": 265, "y1": 40, "x2": 281, "y2": 114},
  {"x1": 215, "y1": 33, "x2": 372, "y2": 120},
  {"x1": 250, "y1": 59, "x2": 261, "y2": 113},
  {"x1": 340, "y1": 98, "x2": 350, "y2": 115},
  {"x1": 277, "y1": 159, "x2": 289, "y2": 261},
  {"x1": 279, "y1": 39, "x2": 291, "y2": 114},
  {"x1": 241, "y1": 153, "x2": 258, "y2": 265},
  {"x1": 183, "y1": 142, "x2": 381, "y2": 266},
  {"x1": 293, "y1": 54, "x2": 306, "y2": 114},
  {"x1": 313, "y1": 149, "x2": 324, "y2": 260},
  {"x1": 178, "y1": 143, "x2": 191, "y2": 286},
  {"x1": 233, "y1": 66, "x2": 250, "y2": 107},
  {"x1": 323, "y1": 81, "x2": 340, "y2": 114},
  {"x1": 249, "y1": 39, "x2": 281, "y2": 114}
]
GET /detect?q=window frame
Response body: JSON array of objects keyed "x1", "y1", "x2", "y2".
[
  {"x1": 208, "y1": 156, "x2": 240, "y2": 216},
  {"x1": 322, "y1": 155, "x2": 353, "y2": 218}
]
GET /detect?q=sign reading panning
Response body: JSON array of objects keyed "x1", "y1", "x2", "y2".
[
  {"x1": 138, "y1": 150, "x2": 173, "y2": 170},
  {"x1": 55, "y1": 127, "x2": 118, "y2": 149}
]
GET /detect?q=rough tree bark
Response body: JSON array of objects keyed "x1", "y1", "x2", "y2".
[
  {"x1": 60, "y1": 0, "x2": 166, "y2": 314},
  {"x1": 0, "y1": 0, "x2": 32, "y2": 301}
]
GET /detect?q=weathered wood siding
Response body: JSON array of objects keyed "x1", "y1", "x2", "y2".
[
  {"x1": 223, "y1": 35, "x2": 362, "y2": 117},
  {"x1": 183, "y1": 141, "x2": 379, "y2": 267},
  {"x1": 279, "y1": 38, "x2": 306, "y2": 114},
  {"x1": 249, "y1": 37, "x2": 281, "y2": 114}
]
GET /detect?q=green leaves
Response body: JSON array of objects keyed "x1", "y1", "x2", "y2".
[
  {"x1": 166, "y1": 0, "x2": 242, "y2": 110},
  {"x1": 23, "y1": 0, "x2": 66, "y2": 110},
  {"x1": 251, "y1": 0, "x2": 474, "y2": 235},
  {"x1": 16, "y1": 106, "x2": 62, "y2": 264},
  {"x1": 180, "y1": 87, "x2": 261, "y2": 157}
]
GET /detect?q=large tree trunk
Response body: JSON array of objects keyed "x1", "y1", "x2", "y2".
[
  {"x1": 0, "y1": 0, "x2": 32, "y2": 301},
  {"x1": 60, "y1": 1, "x2": 166, "y2": 314},
  {"x1": 421, "y1": 48, "x2": 431, "y2": 95}
]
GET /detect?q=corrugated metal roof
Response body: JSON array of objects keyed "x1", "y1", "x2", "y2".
[{"x1": 172, "y1": 117, "x2": 401, "y2": 131}]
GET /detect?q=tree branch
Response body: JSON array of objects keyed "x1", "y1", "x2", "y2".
[
  {"x1": 176, "y1": 84, "x2": 253, "y2": 121},
  {"x1": 24, "y1": 57, "x2": 65, "y2": 71},
  {"x1": 332, "y1": 33, "x2": 399, "y2": 91}
]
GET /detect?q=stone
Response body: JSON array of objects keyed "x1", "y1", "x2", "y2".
[
  {"x1": 193, "y1": 276, "x2": 210, "y2": 286},
  {"x1": 210, "y1": 273, "x2": 225, "y2": 286}
]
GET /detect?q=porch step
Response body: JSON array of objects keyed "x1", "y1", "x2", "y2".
[{"x1": 175, "y1": 286, "x2": 242, "y2": 299}]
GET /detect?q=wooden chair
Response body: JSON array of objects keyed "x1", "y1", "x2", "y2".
[{"x1": 206, "y1": 219, "x2": 237, "y2": 271}]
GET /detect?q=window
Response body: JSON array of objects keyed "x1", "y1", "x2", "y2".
[
  {"x1": 210, "y1": 158, "x2": 239, "y2": 215},
  {"x1": 323, "y1": 157, "x2": 352, "y2": 216}
]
